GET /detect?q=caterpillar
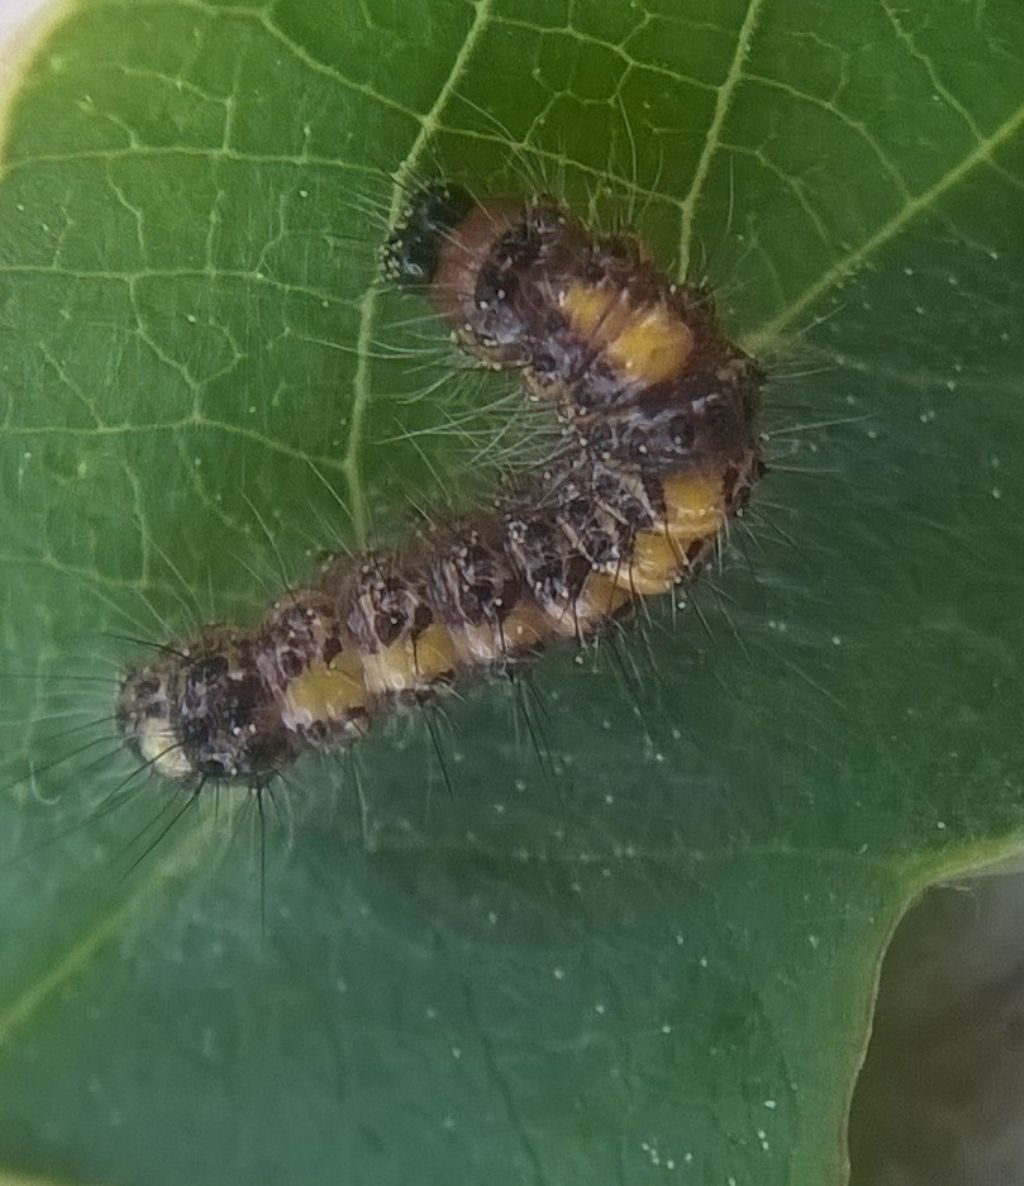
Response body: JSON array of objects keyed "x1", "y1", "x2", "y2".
[{"x1": 115, "y1": 184, "x2": 765, "y2": 789}]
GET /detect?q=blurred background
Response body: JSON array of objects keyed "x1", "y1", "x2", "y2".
[
  {"x1": 0, "y1": 0, "x2": 50, "y2": 71},
  {"x1": 850, "y1": 872, "x2": 1024, "y2": 1186}
]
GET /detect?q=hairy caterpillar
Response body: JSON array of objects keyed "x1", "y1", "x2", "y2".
[{"x1": 115, "y1": 184, "x2": 764, "y2": 788}]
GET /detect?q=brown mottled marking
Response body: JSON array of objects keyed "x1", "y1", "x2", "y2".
[{"x1": 116, "y1": 189, "x2": 763, "y2": 786}]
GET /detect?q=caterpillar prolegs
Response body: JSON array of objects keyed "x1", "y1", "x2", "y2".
[{"x1": 116, "y1": 184, "x2": 764, "y2": 787}]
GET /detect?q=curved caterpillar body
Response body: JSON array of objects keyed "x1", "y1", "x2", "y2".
[{"x1": 117, "y1": 185, "x2": 765, "y2": 787}]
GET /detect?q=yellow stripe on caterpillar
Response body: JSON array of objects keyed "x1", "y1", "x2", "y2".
[
  {"x1": 560, "y1": 281, "x2": 694, "y2": 387},
  {"x1": 661, "y1": 472, "x2": 726, "y2": 541},
  {"x1": 283, "y1": 654, "x2": 367, "y2": 729}
]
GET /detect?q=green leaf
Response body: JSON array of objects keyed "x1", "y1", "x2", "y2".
[{"x1": 1, "y1": 1, "x2": 1022, "y2": 1183}]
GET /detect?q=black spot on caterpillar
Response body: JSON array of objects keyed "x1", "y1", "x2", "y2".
[{"x1": 115, "y1": 183, "x2": 764, "y2": 789}]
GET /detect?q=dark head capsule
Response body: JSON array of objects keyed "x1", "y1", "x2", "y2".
[{"x1": 382, "y1": 181, "x2": 476, "y2": 289}]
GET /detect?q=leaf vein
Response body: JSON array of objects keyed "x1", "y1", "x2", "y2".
[
  {"x1": 676, "y1": 0, "x2": 768, "y2": 277},
  {"x1": 343, "y1": 0, "x2": 495, "y2": 544},
  {"x1": 744, "y1": 101, "x2": 1024, "y2": 352}
]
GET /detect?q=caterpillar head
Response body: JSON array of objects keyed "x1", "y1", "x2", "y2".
[{"x1": 381, "y1": 181, "x2": 476, "y2": 289}]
